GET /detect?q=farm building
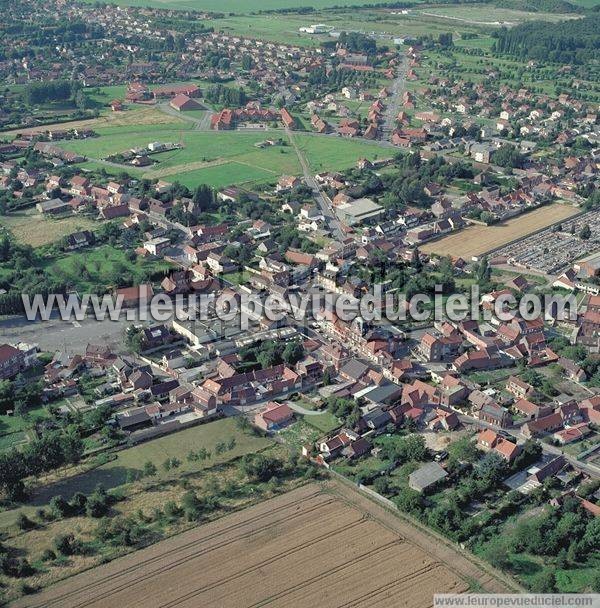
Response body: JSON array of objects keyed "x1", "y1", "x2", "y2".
[
  {"x1": 574, "y1": 252, "x2": 600, "y2": 279},
  {"x1": 115, "y1": 284, "x2": 154, "y2": 308},
  {"x1": 335, "y1": 198, "x2": 384, "y2": 226},
  {"x1": 36, "y1": 198, "x2": 71, "y2": 215},
  {"x1": 169, "y1": 94, "x2": 202, "y2": 112},
  {"x1": 153, "y1": 84, "x2": 201, "y2": 99}
]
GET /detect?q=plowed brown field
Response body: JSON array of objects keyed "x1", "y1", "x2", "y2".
[{"x1": 12, "y1": 481, "x2": 512, "y2": 608}]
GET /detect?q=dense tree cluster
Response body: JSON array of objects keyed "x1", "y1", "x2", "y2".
[
  {"x1": 0, "y1": 430, "x2": 84, "y2": 499},
  {"x1": 205, "y1": 84, "x2": 247, "y2": 107},
  {"x1": 338, "y1": 32, "x2": 377, "y2": 55},
  {"x1": 378, "y1": 154, "x2": 473, "y2": 210},
  {"x1": 495, "y1": 0, "x2": 581, "y2": 13},
  {"x1": 550, "y1": 336, "x2": 600, "y2": 387},
  {"x1": 23, "y1": 80, "x2": 86, "y2": 107},
  {"x1": 238, "y1": 339, "x2": 305, "y2": 371},
  {"x1": 0, "y1": 235, "x2": 66, "y2": 315},
  {"x1": 493, "y1": 15, "x2": 600, "y2": 64},
  {"x1": 0, "y1": 376, "x2": 43, "y2": 416},
  {"x1": 307, "y1": 65, "x2": 379, "y2": 91},
  {"x1": 325, "y1": 396, "x2": 361, "y2": 427},
  {"x1": 492, "y1": 144, "x2": 525, "y2": 169}
]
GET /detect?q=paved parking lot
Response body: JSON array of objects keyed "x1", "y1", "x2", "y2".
[{"x1": 0, "y1": 314, "x2": 130, "y2": 354}]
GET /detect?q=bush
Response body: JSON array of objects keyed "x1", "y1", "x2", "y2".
[
  {"x1": 529, "y1": 568, "x2": 557, "y2": 593},
  {"x1": 35, "y1": 507, "x2": 50, "y2": 521},
  {"x1": 69, "y1": 492, "x2": 88, "y2": 515},
  {"x1": 49, "y1": 495, "x2": 70, "y2": 519},
  {"x1": 41, "y1": 548, "x2": 56, "y2": 562},
  {"x1": 16, "y1": 512, "x2": 35, "y2": 530},
  {"x1": 53, "y1": 533, "x2": 83, "y2": 556},
  {"x1": 85, "y1": 485, "x2": 111, "y2": 518},
  {"x1": 239, "y1": 453, "x2": 283, "y2": 483},
  {"x1": 86, "y1": 494, "x2": 109, "y2": 518},
  {"x1": 95, "y1": 516, "x2": 147, "y2": 547},
  {"x1": 164, "y1": 501, "x2": 183, "y2": 518},
  {"x1": 0, "y1": 555, "x2": 35, "y2": 578}
]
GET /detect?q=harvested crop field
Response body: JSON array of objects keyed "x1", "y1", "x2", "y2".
[
  {"x1": 421, "y1": 204, "x2": 578, "y2": 259},
  {"x1": 14, "y1": 481, "x2": 514, "y2": 608}
]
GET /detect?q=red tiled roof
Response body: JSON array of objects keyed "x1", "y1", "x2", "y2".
[{"x1": 0, "y1": 344, "x2": 19, "y2": 364}]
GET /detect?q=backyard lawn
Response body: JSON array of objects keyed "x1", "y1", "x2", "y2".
[
  {"x1": 303, "y1": 411, "x2": 341, "y2": 434},
  {"x1": 0, "y1": 406, "x2": 50, "y2": 453}
]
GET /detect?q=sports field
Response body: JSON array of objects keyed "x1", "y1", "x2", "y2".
[
  {"x1": 421, "y1": 204, "x2": 579, "y2": 259},
  {"x1": 14, "y1": 481, "x2": 515, "y2": 608}
]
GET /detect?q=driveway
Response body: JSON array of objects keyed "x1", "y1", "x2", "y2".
[{"x1": 286, "y1": 401, "x2": 322, "y2": 416}]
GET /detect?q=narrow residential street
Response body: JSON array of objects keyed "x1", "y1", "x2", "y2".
[
  {"x1": 381, "y1": 52, "x2": 409, "y2": 141},
  {"x1": 286, "y1": 127, "x2": 345, "y2": 241}
]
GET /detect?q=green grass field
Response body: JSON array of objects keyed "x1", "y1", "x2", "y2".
[
  {"x1": 83, "y1": 85, "x2": 128, "y2": 107},
  {"x1": 295, "y1": 134, "x2": 389, "y2": 172},
  {"x1": 110, "y1": 418, "x2": 272, "y2": 476},
  {"x1": 302, "y1": 411, "x2": 340, "y2": 434},
  {"x1": 59, "y1": 129, "x2": 299, "y2": 171},
  {"x1": 28, "y1": 418, "x2": 272, "y2": 505},
  {"x1": 166, "y1": 162, "x2": 276, "y2": 189},
  {"x1": 0, "y1": 407, "x2": 48, "y2": 436},
  {"x1": 0, "y1": 406, "x2": 50, "y2": 453},
  {"x1": 0, "y1": 431, "x2": 28, "y2": 451},
  {"x1": 57, "y1": 121, "x2": 391, "y2": 188},
  {"x1": 45, "y1": 244, "x2": 172, "y2": 292}
]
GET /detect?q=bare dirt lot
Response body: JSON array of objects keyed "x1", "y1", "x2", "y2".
[
  {"x1": 13, "y1": 481, "x2": 514, "y2": 608},
  {"x1": 421, "y1": 204, "x2": 579, "y2": 259}
]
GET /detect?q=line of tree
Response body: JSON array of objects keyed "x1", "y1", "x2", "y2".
[{"x1": 495, "y1": 0, "x2": 581, "y2": 13}]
